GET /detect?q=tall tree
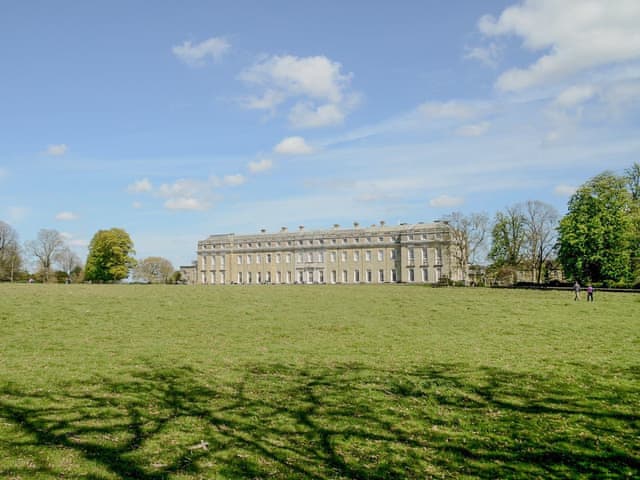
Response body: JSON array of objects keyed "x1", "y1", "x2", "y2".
[
  {"x1": 625, "y1": 162, "x2": 640, "y2": 201},
  {"x1": 85, "y1": 228, "x2": 136, "y2": 282},
  {"x1": 443, "y1": 211, "x2": 489, "y2": 284},
  {"x1": 0, "y1": 221, "x2": 22, "y2": 281},
  {"x1": 557, "y1": 172, "x2": 634, "y2": 283},
  {"x1": 489, "y1": 205, "x2": 527, "y2": 267},
  {"x1": 133, "y1": 256, "x2": 175, "y2": 284},
  {"x1": 25, "y1": 229, "x2": 65, "y2": 282},
  {"x1": 522, "y1": 200, "x2": 559, "y2": 283}
]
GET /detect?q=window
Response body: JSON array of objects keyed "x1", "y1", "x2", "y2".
[
  {"x1": 219, "y1": 256, "x2": 225, "y2": 266},
  {"x1": 353, "y1": 251, "x2": 360, "y2": 262},
  {"x1": 276, "y1": 253, "x2": 281, "y2": 264},
  {"x1": 306, "y1": 252, "x2": 313, "y2": 262},
  {"x1": 408, "y1": 269, "x2": 415, "y2": 282},
  {"x1": 355, "y1": 238, "x2": 360, "y2": 243},
  {"x1": 366, "y1": 270, "x2": 372, "y2": 283},
  {"x1": 276, "y1": 271, "x2": 282, "y2": 284},
  {"x1": 210, "y1": 272, "x2": 216, "y2": 284},
  {"x1": 391, "y1": 269, "x2": 397, "y2": 282},
  {"x1": 307, "y1": 271, "x2": 314, "y2": 283},
  {"x1": 298, "y1": 271, "x2": 304, "y2": 283},
  {"x1": 286, "y1": 253, "x2": 291, "y2": 263},
  {"x1": 201, "y1": 272, "x2": 206, "y2": 284},
  {"x1": 237, "y1": 272, "x2": 243, "y2": 283},
  {"x1": 342, "y1": 270, "x2": 348, "y2": 283},
  {"x1": 343, "y1": 238, "x2": 348, "y2": 244},
  {"x1": 435, "y1": 248, "x2": 442, "y2": 265},
  {"x1": 331, "y1": 239, "x2": 337, "y2": 244},
  {"x1": 366, "y1": 237, "x2": 372, "y2": 243},
  {"x1": 379, "y1": 269, "x2": 384, "y2": 282},
  {"x1": 201, "y1": 258, "x2": 206, "y2": 270},
  {"x1": 266, "y1": 272, "x2": 271, "y2": 283},
  {"x1": 297, "y1": 253, "x2": 303, "y2": 263},
  {"x1": 257, "y1": 272, "x2": 262, "y2": 284},
  {"x1": 220, "y1": 271, "x2": 225, "y2": 284},
  {"x1": 331, "y1": 270, "x2": 337, "y2": 284},
  {"x1": 330, "y1": 252, "x2": 336, "y2": 263},
  {"x1": 287, "y1": 271, "x2": 292, "y2": 284},
  {"x1": 378, "y1": 236, "x2": 384, "y2": 242},
  {"x1": 256, "y1": 254, "x2": 261, "y2": 264},
  {"x1": 210, "y1": 256, "x2": 215, "y2": 267},
  {"x1": 237, "y1": 256, "x2": 242, "y2": 265},
  {"x1": 408, "y1": 248, "x2": 415, "y2": 263},
  {"x1": 377, "y1": 250, "x2": 384, "y2": 261},
  {"x1": 246, "y1": 255, "x2": 252, "y2": 264},
  {"x1": 422, "y1": 268, "x2": 429, "y2": 282},
  {"x1": 390, "y1": 250, "x2": 397, "y2": 260},
  {"x1": 266, "y1": 254, "x2": 272, "y2": 264},
  {"x1": 317, "y1": 252, "x2": 324, "y2": 262},
  {"x1": 341, "y1": 251, "x2": 347, "y2": 262},
  {"x1": 354, "y1": 270, "x2": 360, "y2": 283},
  {"x1": 422, "y1": 248, "x2": 428, "y2": 264},
  {"x1": 365, "y1": 250, "x2": 371, "y2": 262},
  {"x1": 319, "y1": 270, "x2": 324, "y2": 283},
  {"x1": 247, "y1": 272, "x2": 252, "y2": 284}
]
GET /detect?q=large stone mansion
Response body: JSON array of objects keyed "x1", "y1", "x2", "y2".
[{"x1": 183, "y1": 221, "x2": 463, "y2": 285}]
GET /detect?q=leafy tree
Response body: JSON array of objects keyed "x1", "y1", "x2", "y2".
[
  {"x1": 443, "y1": 211, "x2": 489, "y2": 284},
  {"x1": 0, "y1": 220, "x2": 22, "y2": 282},
  {"x1": 25, "y1": 229, "x2": 65, "y2": 282},
  {"x1": 85, "y1": 228, "x2": 136, "y2": 282},
  {"x1": 522, "y1": 200, "x2": 559, "y2": 283},
  {"x1": 133, "y1": 256, "x2": 175, "y2": 284},
  {"x1": 489, "y1": 205, "x2": 527, "y2": 267},
  {"x1": 557, "y1": 172, "x2": 634, "y2": 284},
  {"x1": 625, "y1": 161, "x2": 640, "y2": 202}
]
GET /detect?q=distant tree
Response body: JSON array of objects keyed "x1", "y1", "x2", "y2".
[
  {"x1": 0, "y1": 220, "x2": 22, "y2": 282},
  {"x1": 85, "y1": 228, "x2": 136, "y2": 282},
  {"x1": 133, "y1": 256, "x2": 175, "y2": 284},
  {"x1": 624, "y1": 162, "x2": 640, "y2": 282},
  {"x1": 625, "y1": 162, "x2": 640, "y2": 202},
  {"x1": 489, "y1": 205, "x2": 527, "y2": 268},
  {"x1": 558, "y1": 172, "x2": 634, "y2": 283},
  {"x1": 25, "y1": 229, "x2": 65, "y2": 282},
  {"x1": 522, "y1": 200, "x2": 559, "y2": 284},
  {"x1": 443, "y1": 211, "x2": 489, "y2": 284},
  {"x1": 56, "y1": 246, "x2": 83, "y2": 282}
]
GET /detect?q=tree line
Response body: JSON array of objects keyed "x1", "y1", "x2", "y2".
[
  {"x1": 445, "y1": 162, "x2": 640, "y2": 287},
  {"x1": 0, "y1": 225, "x2": 179, "y2": 284},
  {"x1": 2, "y1": 162, "x2": 639, "y2": 286}
]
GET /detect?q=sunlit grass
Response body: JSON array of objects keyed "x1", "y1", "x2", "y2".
[{"x1": 0, "y1": 284, "x2": 638, "y2": 478}]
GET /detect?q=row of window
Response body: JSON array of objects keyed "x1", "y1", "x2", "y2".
[
  {"x1": 201, "y1": 267, "x2": 441, "y2": 285},
  {"x1": 201, "y1": 247, "x2": 442, "y2": 269}
]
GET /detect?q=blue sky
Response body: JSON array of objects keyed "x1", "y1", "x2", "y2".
[{"x1": 2, "y1": 0, "x2": 640, "y2": 268}]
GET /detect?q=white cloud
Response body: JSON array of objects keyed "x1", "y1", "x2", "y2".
[
  {"x1": 554, "y1": 184, "x2": 577, "y2": 197},
  {"x1": 55, "y1": 211, "x2": 79, "y2": 221},
  {"x1": 127, "y1": 178, "x2": 153, "y2": 193},
  {"x1": 240, "y1": 54, "x2": 359, "y2": 128},
  {"x1": 464, "y1": 42, "x2": 502, "y2": 67},
  {"x1": 429, "y1": 195, "x2": 465, "y2": 208},
  {"x1": 554, "y1": 84, "x2": 597, "y2": 108},
  {"x1": 223, "y1": 174, "x2": 246, "y2": 186},
  {"x1": 456, "y1": 121, "x2": 490, "y2": 137},
  {"x1": 248, "y1": 158, "x2": 273, "y2": 174},
  {"x1": 172, "y1": 37, "x2": 230, "y2": 67},
  {"x1": 274, "y1": 136, "x2": 314, "y2": 155},
  {"x1": 164, "y1": 197, "x2": 208, "y2": 211},
  {"x1": 479, "y1": 0, "x2": 640, "y2": 91},
  {"x1": 288, "y1": 102, "x2": 345, "y2": 128},
  {"x1": 46, "y1": 144, "x2": 68, "y2": 156}
]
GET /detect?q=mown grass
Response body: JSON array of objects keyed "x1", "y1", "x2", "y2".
[{"x1": 0, "y1": 284, "x2": 638, "y2": 479}]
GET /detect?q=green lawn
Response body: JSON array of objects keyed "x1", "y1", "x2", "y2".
[{"x1": 0, "y1": 284, "x2": 638, "y2": 479}]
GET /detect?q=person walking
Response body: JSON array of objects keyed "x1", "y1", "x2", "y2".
[{"x1": 574, "y1": 281, "x2": 581, "y2": 301}]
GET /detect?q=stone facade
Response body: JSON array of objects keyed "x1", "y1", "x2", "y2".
[{"x1": 194, "y1": 221, "x2": 463, "y2": 285}]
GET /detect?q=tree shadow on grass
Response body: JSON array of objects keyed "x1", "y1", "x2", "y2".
[{"x1": 0, "y1": 362, "x2": 638, "y2": 479}]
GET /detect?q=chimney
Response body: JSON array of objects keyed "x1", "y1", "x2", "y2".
[
  {"x1": 333, "y1": 223, "x2": 340, "y2": 229},
  {"x1": 299, "y1": 225, "x2": 304, "y2": 231},
  {"x1": 281, "y1": 226, "x2": 288, "y2": 232},
  {"x1": 260, "y1": 228, "x2": 266, "y2": 233},
  {"x1": 380, "y1": 220, "x2": 385, "y2": 227},
  {"x1": 353, "y1": 221, "x2": 359, "y2": 228}
]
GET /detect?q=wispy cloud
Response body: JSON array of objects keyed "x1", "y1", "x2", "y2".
[
  {"x1": 172, "y1": 37, "x2": 230, "y2": 67},
  {"x1": 46, "y1": 144, "x2": 68, "y2": 156},
  {"x1": 456, "y1": 121, "x2": 490, "y2": 137},
  {"x1": 248, "y1": 158, "x2": 273, "y2": 174},
  {"x1": 127, "y1": 178, "x2": 153, "y2": 193},
  {"x1": 55, "y1": 211, "x2": 79, "y2": 221}
]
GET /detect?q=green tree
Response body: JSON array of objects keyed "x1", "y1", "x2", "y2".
[
  {"x1": 133, "y1": 256, "x2": 175, "y2": 284},
  {"x1": 557, "y1": 172, "x2": 634, "y2": 284},
  {"x1": 85, "y1": 228, "x2": 136, "y2": 282}
]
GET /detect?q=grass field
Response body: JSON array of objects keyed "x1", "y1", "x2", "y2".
[{"x1": 0, "y1": 284, "x2": 638, "y2": 479}]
